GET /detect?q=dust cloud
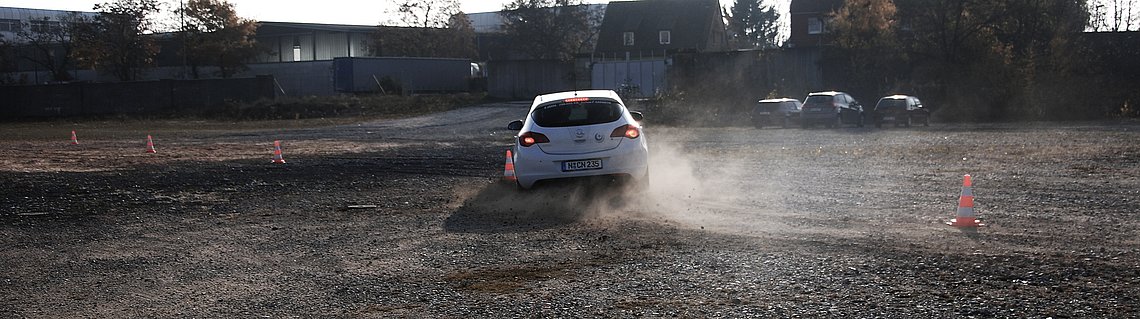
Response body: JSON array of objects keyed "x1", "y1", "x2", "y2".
[{"x1": 449, "y1": 131, "x2": 782, "y2": 234}]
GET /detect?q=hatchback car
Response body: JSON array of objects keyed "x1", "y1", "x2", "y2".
[
  {"x1": 751, "y1": 98, "x2": 802, "y2": 128},
  {"x1": 872, "y1": 95, "x2": 930, "y2": 128},
  {"x1": 506, "y1": 90, "x2": 649, "y2": 189},
  {"x1": 800, "y1": 91, "x2": 865, "y2": 128}
]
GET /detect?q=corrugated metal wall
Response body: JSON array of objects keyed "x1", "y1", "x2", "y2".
[{"x1": 591, "y1": 59, "x2": 667, "y2": 98}]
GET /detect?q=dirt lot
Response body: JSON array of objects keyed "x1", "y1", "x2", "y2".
[{"x1": 2, "y1": 104, "x2": 1138, "y2": 317}]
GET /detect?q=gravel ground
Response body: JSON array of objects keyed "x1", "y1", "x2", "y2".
[{"x1": 1, "y1": 104, "x2": 1138, "y2": 318}]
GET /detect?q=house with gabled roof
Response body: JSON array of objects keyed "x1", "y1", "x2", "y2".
[
  {"x1": 786, "y1": 0, "x2": 843, "y2": 48},
  {"x1": 594, "y1": 0, "x2": 728, "y2": 60}
]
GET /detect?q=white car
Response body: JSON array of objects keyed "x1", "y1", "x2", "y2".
[{"x1": 506, "y1": 90, "x2": 649, "y2": 189}]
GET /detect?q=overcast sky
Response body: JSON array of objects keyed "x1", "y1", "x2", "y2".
[{"x1": 1, "y1": 0, "x2": 694, "y2": 25}]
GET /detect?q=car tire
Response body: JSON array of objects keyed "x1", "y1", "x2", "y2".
[
  {"x1": 905, "y1": 115, "x2": 912, "y2": 127},
  {"x1": 857, "y1": 114, "x2": 865, "y2": 128},
  {"x1": 923, "y1": 115, "x2": 930, "y2": 127}
]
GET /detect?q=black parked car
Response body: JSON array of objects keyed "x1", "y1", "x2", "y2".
[
  {"x1": 872, "y1": 95, "x2": 930, "y2": 128},
  {"x1": 751, "y1": 98, "x2": 802, "y2": 128},
  {"x1": 800, "y1": 91, "x2": 864, "y2": 128}
]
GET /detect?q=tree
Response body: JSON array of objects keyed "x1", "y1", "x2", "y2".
[
  {"x1": 501, "y1": 0, "x2": 594, "y2": 61},
  {"x1": 825, "y1": 0, "x2": 1096, "y2": 120},
  {"x1": 177, "y1": 0, "x2": 260, "y2": 78},
  {"x1": 726, "y1": 0, "x2": 782, "y2": 49},
  {"x1": 371, "y1": 12, "x2": 476, "y2": 59},
  {"x1": 0, "y1": 34, "x2": 15, "y2": 81},
  {"x1": 15, "y1": 13, "x2": 90, "y2": 82},
  {"x1": 372, "y1": 0, "x2": 475, "y2": 59},
  {"x1": 72, "y1": 0, "x2": 162, "y2": 81},
  {"x1": 827, "y1": 0, "x2": 901, "y2": 97},
  {"x1": 392, "y1": 0, "x2": 461, "y2": 28}
]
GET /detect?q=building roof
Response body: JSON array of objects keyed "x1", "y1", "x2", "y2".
[
  {"x1": 595, "y1": 0, "x2": 725, "y2": 53},
  {"x1": 256, "y1": 21, "x2": 378, "y2": 36}
]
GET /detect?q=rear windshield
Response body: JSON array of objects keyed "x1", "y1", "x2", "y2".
[
  {"x1": 532, "y1": 101, "x2": 624, "y2": 127},
  {"x1": 804, "y1": 95, "x2": 834, "y2": 105},
  {"x1": 876, "y1": 99, "x2": 907, "y2": 110},
  {"x1": 755, "y1": 102, "x2": 782, "y2": 111}
]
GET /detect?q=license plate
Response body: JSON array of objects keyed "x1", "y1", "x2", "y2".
[{"x1": 562, "y1": 159, "x2": 602, "y2": 172}]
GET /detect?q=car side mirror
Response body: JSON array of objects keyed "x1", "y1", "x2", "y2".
[
  {"x1": 630, "y1": 111, "x2": 644, "y2": 122},
  {"x1": 507, "y1": 120, "x2": 523, "y2": 131}
]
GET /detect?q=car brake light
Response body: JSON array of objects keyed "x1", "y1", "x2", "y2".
[
  {"x1": 519, "y1": 132, "x2": 549, "y2": 147},
  {"x1": 610, "y1": 124, "x2": 640, "y2": 139},
  {"x1": 564, "y1": 97, "x2": 589, "y2": 103}
]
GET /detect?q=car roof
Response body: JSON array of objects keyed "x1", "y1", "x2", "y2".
[
  {"x1": 531, "y1": 90, "x2": 622, "y2": 110},
  {"x1": 879, "y1": 95, "x2": 913, "y2": 100},
  {"x1": 758, "y1": 98, "x2": 800, "y2": 103},
  {"x1": 807, "y1": 91, "x2": 844, "y2": 96}
]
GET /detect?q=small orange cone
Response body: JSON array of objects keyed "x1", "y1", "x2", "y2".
[
  {"x1": 145, "y1": 135, "x2": 157, "y2": 153},
  {"x1": 947, "y1": 174, "x2": 985, "y2": 227},
  {"x1": 503, "y1": 149, "x2": 516, "y2": 182},
  {"x1": 271, "y1": 140, "x2": 286, "y2": 164},
  {"x1": 70, "y1": 130, "x2": 79, "y2": 145}
]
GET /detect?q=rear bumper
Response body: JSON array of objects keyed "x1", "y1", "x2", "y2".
[
  {"x1": 514, "y1": 139, "x2": 649, "y2": 189},
  {"x1": 800, "y1": 112, "x2": 837, "y2": 124}
]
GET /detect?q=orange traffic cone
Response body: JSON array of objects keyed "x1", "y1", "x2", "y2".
[
  {"x1": 70, "y1": 130, "x2": 79, "y2": 145},
  {"x1": 271, "y1": 140, "x2": 286, "y2": 164},
  {"x1": 947, "y1": 174, "x2": 985, "y2": 227},
  {"x1": 503, "y1": 149, "x2": 516, "y2": 182},
  {"x1": 145, "y1": 135, "x2": 157, "y2": 153}
]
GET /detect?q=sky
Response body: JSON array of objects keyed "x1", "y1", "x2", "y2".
[{"x1": 2, "y1": 0, "x2": 729, "y2": 26}]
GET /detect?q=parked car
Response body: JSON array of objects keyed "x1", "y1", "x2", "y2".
[
  {"x1": 505, "y1": 90, "x2": 649, "y2": 190},
  {"x1": 751, "y1": 98, "x2": 802, "y2": 128},
  {"x1": 872, "y1": 95, "x2": 930, "y2": 128},
  {"x1": 800, "y1": 91, "x2": 865, "y2": 128}
]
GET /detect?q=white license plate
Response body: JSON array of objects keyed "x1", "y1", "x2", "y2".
[
  {"x1": 883, "y1": 116, "x2": 895, "y2": 121},
  {"x1": 562, "y1": 159, "x2": 602, "y2": 172}
]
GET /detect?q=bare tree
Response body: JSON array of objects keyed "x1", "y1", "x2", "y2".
[
  {"x1": 1089, "y1": 0, "x2": 1139, "y2": 31},
  {"x1": 15, "y1": 13, "x2": 90, "y2": 82},
  {"x1": 392, "y1": 0, "x2": 462, "y2": 28}
]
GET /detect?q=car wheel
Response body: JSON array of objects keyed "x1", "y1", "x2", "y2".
[
  {"x1": 905, "y1": 115, "x2": 912, "y2": 127},
  {"x1": 857, "y1": 114, "x2": 865, "y2": 128},
  {"x1": 923, "y1": 115, "x2": 930, "y2": 127}
]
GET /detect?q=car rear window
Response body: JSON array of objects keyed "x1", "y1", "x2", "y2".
[
  {"x1": 532, "y1": 101, "x2": 624, "y2": 127},
  {"x1": 876, "y1": 99, "x2": 907, "y2": 110},
  {"x1": 804, "y1": 95, "x2": 834, "y2": 105},
  {"x1": 755, "y1": 102, "x2": 782, "y2": 112}
]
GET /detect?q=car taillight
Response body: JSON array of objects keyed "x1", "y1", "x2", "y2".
[
  {"x1": 518, "y1": 132, "x2": 549, "y2": 147},
  {"x1": 610, "y1": 124, "x2": 640, "y2": 139}
]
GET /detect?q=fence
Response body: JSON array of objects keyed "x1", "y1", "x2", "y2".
[{"x1": 0, "y1": 76, "x2": 277, "y2": 118}]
